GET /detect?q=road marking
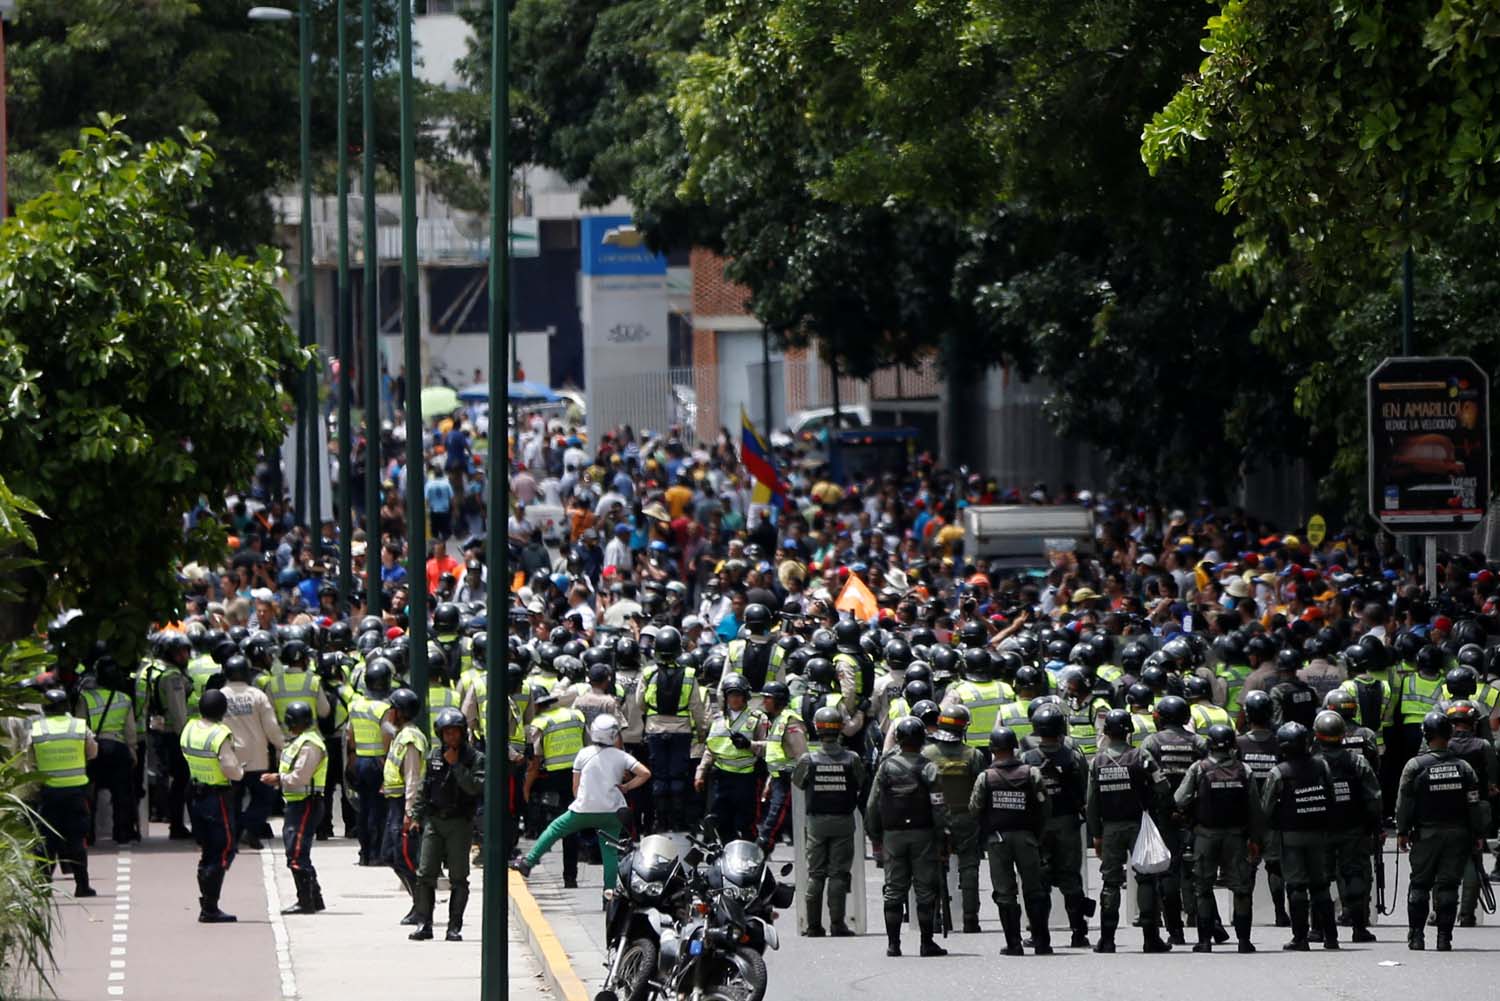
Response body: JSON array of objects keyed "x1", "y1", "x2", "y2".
[
  {"x1": 109, "y1": 850, "x2": 131, "y2": 998},
  {"x1": 260, "y1": 847, "x2": 299, "y2": 1000}
]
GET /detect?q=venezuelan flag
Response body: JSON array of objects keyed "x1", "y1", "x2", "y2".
[{"x1": 740, "y1": 407, "x2": 787, "y2": 509}]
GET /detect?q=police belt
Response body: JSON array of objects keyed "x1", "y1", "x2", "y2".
[{"x1": 191, "y1": 781, "x2": 234, "y2": 798}]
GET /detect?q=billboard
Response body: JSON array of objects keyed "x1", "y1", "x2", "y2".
[{"x1": 1368, "y1": 356, "x2": 1490, "y2": 534}]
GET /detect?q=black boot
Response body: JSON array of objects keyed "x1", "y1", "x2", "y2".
[
  {"x1": 1283, "y1": 897, "x2": 1309, "y2": 951},
  {"x1": 1000, "y1": 904, "x2": 1025, "y2": 956},
  {"x1": 1024, "y1": 897, "x2": 1052, "y2": 955},
  {"x1": 74, "y1": 868, "x2": 97, "y2": 898},
  {"x1": 1164, "y1": 903, "x2": 1186, "y2": 945},
  {"x1": 198, "y1": 872, "x2": 237, "y2": 923},
  {"x1": 447, "y1": 884, "x2": 470, "y2": 941},
  {"x1": 282, "y1": 872, "x2": 315, "y2": 915},
  {"x1": 1317, "y1": 901, "x2": 1340, "y2": 950},
  {"x1": 1193, "y1": 918, "x2": 1213, "y2": 953},
  {"x1": 1435, "y1": 902, "x2": 1456, "y2": 952},
  {"x1": 1212, "y1": 918, "x2": 1230, "y2": 945},
  {"x1": 1271, "y1": 887, "x2": 1290, "y2": 927},
  {"x1": 408, "y1": 922, "x2": 434, "y2": 940},
  {"x1": 311, "y1": 879, "x2": 326, "y2": 913},
  {"x1": 884, "y1": 903, "x2": 904, "y2": 957},
  {"x1": 1093, "y1": 911, "x2": 1116, "y2": 954},
  {"x1": 1142, "y1": 924, "x2": 1172, "y2": 953},
  {"x1": 917, "y1": 906, "x2": 948, "y2": 957},
  {"x1": 1234, "y1": 914, "x2": 1255, "y2": 953},
  {"x1": 1065, "y1": 895, "x2": 1090, "y2": 948},
  {"x1": 1407, "y1": 901, "x2": 1427, "y2": 950},
  {"x1": 962, "y1": 913, "x2": 981, "y2": 934}
]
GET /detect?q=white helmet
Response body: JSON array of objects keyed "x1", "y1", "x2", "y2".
[{"x1": 590, "y1": 713, "x2": 621, "y2": 746}]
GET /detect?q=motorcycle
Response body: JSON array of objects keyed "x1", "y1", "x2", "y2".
[
  {"x1": 658, "y1": 835, "x2": 793, "y2": 1001},
  {"x1": 596, "y1": 834, "x2": 694, "y2": 1001}
]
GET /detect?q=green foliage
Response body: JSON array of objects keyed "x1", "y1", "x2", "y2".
[
  {"x1": 7, "y1": 0, "x2": 438, "y2": 252},
  {"x1": 0, "y1": 121, "x2": 308, "y2": 655}
]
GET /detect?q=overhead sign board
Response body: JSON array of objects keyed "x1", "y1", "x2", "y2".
[{"x1": 1368, "y1": 356, "x2": 1489, "y2": 534}]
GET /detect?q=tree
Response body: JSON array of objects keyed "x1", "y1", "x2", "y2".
[
  {"x1": 0, "y1": 120, "x2": 308, "y2": 654},
  {"x1": 1142, "y1": 0, "x2": 1500, "y2": 512},
  {"x1": 7, "y1": 0, "x2": 439, "y2": 252}
]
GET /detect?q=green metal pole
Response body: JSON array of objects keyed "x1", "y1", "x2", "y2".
[
  {"x1": 481, "y1": 0, "x2": 510, "y2": 993},
  {"x1": 399, "y1": 0, "x2": 427, "y2": 716},
  {"x1": 361, "y1": 0, "x2": 381, "y2": 616},
  {"x1": 300, "y1": 0, "x2": 321, "y2": 541},
  {"x1": 336, "y1": 0, "x2": 354, "y2": 610},
  {"x1": 1401, "y1": 184, "x2": 1414, "y2": 356}
]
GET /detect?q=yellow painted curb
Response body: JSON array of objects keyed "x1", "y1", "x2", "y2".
[{"x1": 509, "y1": 870, "x2": 591, "y2": 1001}]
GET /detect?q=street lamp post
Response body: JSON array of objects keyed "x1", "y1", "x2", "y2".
[
  {"x1": 336, "y1": 0, "x2": 354, "y2": 610},
  {"x1": 398, "y1": 0, "x2": 427, "y2": 707},
  {"x1": 361, "y1": 0, "x2": 382, "y2": 617},
  {"x1": 481, "y1": 0, "x2": 511, "y2": 994}
]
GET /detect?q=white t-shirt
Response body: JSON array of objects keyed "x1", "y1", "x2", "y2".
[{"x1": 570, "y1": 744, "x2": 640, "y2": 813}]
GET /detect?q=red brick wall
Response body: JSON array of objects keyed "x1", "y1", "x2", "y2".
[
  {"x1": 691, "y1": 248, "x2": 752, "y2": 318},
  {"x1": 692, "y1": 327, "x2": 718, "y2": 444}
]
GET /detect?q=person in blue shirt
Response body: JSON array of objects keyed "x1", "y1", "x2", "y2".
[
  {"x1": 380, "y1": 541, "x2": 408, "y2": 585},
  {"x1": 425, "y1": 466, "x2": 454, "y2": 541}
]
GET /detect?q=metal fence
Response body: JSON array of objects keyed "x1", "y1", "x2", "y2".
[
  {"x1": 785, "y1": 352, "x2": 941, "y2": 413},
  {"x1": 589, "y1": 366, "x2": 699, "y2": 439}
]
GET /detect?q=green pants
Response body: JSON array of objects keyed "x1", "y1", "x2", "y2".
[
  {"x1": 985, "y1": 829, "x2": 1045, "y2": 910},
  {"x1": 947, "y1": 813, "x2": 982, "y2": 920},
  {"x1": 526, "y1": 810, "x2": 624, "y2": 889},
  {"x1": 1193, "y1": 828, "x2": 1251, "y2": 922},
  {"x1": 1038, "y1": 815, "x2": 1084, "y2": 897},
  {"x1": 1324, "y1": 829, "x2": 1372, "y2": 924},
  {"x1": 881, "y1": 827, "x2": 940, "y2": 906},
  {"x1": 1279, "y1": 830, "x2": 1331, "y2": 911},
  {"x1": 1408, "y1": 826, "x2": 1471, "y2": 920},
  {"x1": 1098, "y1": 820, "x2": 1160, "y2": 927},
  {"x1": 805, "y1": 813, "x2": 855, "y2": 928},
  {"x1": 415, "y1": 814, "x2": 473, "y2": 922}
]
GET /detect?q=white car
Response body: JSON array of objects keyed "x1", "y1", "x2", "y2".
[{"x1": 769, "y1": 405, "x2": 871, "y2": 448}]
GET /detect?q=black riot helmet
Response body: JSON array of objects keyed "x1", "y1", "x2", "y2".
[
  {"x1": 1183, "y1": 675, "x2": 1211, "y2": 701},
  {"x1": 1069, "y1": 642, "x2": 1100, "y2": 671},
  {"x1": 910, "y1": 700, "x2": 941, "y2": 727},
  {"x1": 1415, "y1": 643, "x2": 1448, "y2": 676},
  {"x1": 326, "y1": 621, "x2": 353, "y2": 651},
  {"x1": 1340, "y1": 644, "x2": 1372, "y2": 677},
  {"x1": 1031, "y1": 703, "x2": 1067, "y2": 739},
  {"x1": 990, "y1": 726, "x2": 1019, "y2": 753},
  {"x1": 894, "y1": 715, "x2": 927, "y2": 750},
  {"x1": 760, "y1": 681, "x2": 791, "y2": 709},
  {"x1": 41, "y1": 688, "x2": 70, "y2": 715},
  {"x1": 433, "y1": 602, "x2": 462, "y2": 634},
  {"x1": 1445, "y1": 666, "x2": 1478, "y2": 699},
  {"x1": 805, "y1": 656, "x2": 836, "y2": 689},
  {"x1": 198, "y1": 688, "x2": 228, "y2": 721},
  {"x1": 743, "y1": 603, "x2": 772, "y2": 635},
  {"x1": 994, "y1": 650, "x2": 1023, "y2": 680},
  {"x1": 1140, "y1": 664, "x2": 1168, "y2": 693},
  {"x1": 1044, "y1": 637, "x2": 1073, "y2": 664},
  {"x1": 654, "y1": 627, "x2": 683, "y2": 659},
  {"x1": 1013, "y1": 665, "x2": 1045, "y2": 695},
  {"x1": 934, "y1": 704, "x2": 970, "y2": 742},
  {"x1": 224, "y1": 655, "x2": 251, "y2": 683},
  {"x1": 1120, "y1": 642, "x2": 1148, "y2": 674},
  {"x1": 884, "y1": 639, "x2": 914, "y2": 670},
  {"x1": 811, "y1": 629, "x2": 838, "y2": 656},
  {"x1": 1242, "y1": 689, "x2": 1274, "y2": 727},
  {"x1": 284, "y1": 701, "x2": 314, "y2": 731},
  {"x1": 1312, "y1": 709, "x2": 1346, "y2": 744},
  {"x1": 833, "y1": 618, "x2": 863, "y2": 650},
  {"x1": 1275, "y1": 647, "x2": 1302, "y2": 674},
  {"x1": 1102, "y1": 708, "x2": 1134, "y2": 738},
  {"x1": 903, "y1": 662, "x2": 932, "y2": 687},
  {"x1": 1422, "y1": 709, "x2": 1454, "y2": 742},
  {"x1": 1153, "y1": 695, "x2": 1190, "y2": 727},
  {"x1": 1322, "y1": 688, "x2": 1359, "y2": 723},
  {"x1": 812, "y1": 705, "x2": 844, "y2": 738},
  {"x1": 1276, "y1": 721, "x2": 1311, "y2": 757},
  {"x1": 929, "y1": 646, "x2": 959, "y2": 679},
  {"x1": 1392, "y1": 630, "x2": 1424, "y2": 664},
  {"x1": 959, "y1": 620, "x2": 987, "y2": 648},
  {"x1": 427, "y1": 646, "x2": 450, "y2": 682},
  {"x1": 364, "y1": 657, "x2": 394, "y2": 696},
  {"x1": 1445, "y1": 700, "x2": 1482, "y2": 728},
  {"x1": 1204, "y1": 723, "x2": 1236, "y2": 752},
  {"x1": 615, "y1": 637, "x2": 640, "y2": 669},
  {"x1": 434, "y1": 707, "x2": 467, "y2": 736},
  {"x1": 962, "y1": 647, "x2": 990, "y2": 679},
  {"x1": 903, "y1": 679, "x2": 933, "y2": 705},
  {"x1": 388, "y1": 687, "x2": 421, "y2": 723},
  {"x1": 1125, "y1": 683, "x2": 1153, "y2": 710}
]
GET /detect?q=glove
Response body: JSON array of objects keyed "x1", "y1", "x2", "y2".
[{"x1": 730, "y1": 733, "x2": 752, "y2": 750}]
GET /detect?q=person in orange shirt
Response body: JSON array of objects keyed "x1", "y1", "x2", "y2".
[
  {"x1": 425, "y1": 539, "x2": 461, "y2": 595},
  {"x1": 664, "y1": 476, "x2": 695, "y2": 520}
]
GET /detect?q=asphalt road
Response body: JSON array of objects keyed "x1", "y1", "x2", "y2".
[{"x1": 523, "y1": 840, "x2": 1500, "y2": 1001}]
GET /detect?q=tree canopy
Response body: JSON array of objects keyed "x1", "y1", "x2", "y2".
[{"x1": 0, "y1": 121, "x2": 307, "y2": 654}]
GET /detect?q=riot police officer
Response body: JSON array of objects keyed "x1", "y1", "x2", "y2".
[
  {"x1": 32, "y1": 689, "x2": 98, "y2": 896},
  {"x1": 1438, "y1": 701, "x2": 1495, "y2": 928},
  {"x1": 1270, "y1": 649, "x2": 1318, "y2": 728},
  {"x1": 971, "y1": 726, "x2": 1049, "y2": 955},
  {"x1": 260, "y1": 701, "x2": 327, "y2": 915},
  {"x1": 1397, "y1": 710, "x2": 1486, "y2": 950},
  {"x1": 1261, "y1": 722, "x2": 1335, "y2": 950},
  {"x1": 409, "y1": 707, "x2": 485, "y2": 940},
  {"x1": 923, "y1": 704, "x2": 986, "y2": 932},
  {"x1": 867, "y1": 716, "x2": 947, "y2": 957},
  {"x1": 1086, "y1": 709, "x2": 1171, "y2": 953},
  {"x1": 1237, "y1": 690, "x2": 1287, "y2": 925},
  {"x1": 1021, "y1": 703, "x2": 1092, "y2": 947},
  {"x1": 180, "y1": 689, "x2": 246, "y2": 922},
  {"x1": 792, "y1": 706, "x2": 866, "y2": 937},
  {"x1": 1312, "y1": 709, "x2": 1381, "y2": 942},
  {"x1": 1173, "y1": 724, "x2": 1262, "y2": 952},
  {"x1": 756, "y1": 681, "x2": 806, "y2": 851},
  {"x1": 1139, "y1": 695, "x2": 1207, "y2": 944}
]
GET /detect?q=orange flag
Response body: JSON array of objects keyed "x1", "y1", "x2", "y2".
[{"x1": 835, "y1": 573, "x2": 879, "y2": 623}]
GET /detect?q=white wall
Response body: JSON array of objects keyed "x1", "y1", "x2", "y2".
[{"x1": 413, "y1": 14, "x2": 471, "y2": 89}]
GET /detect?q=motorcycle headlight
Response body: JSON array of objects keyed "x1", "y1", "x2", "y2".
[
  {"x1": 630, "y1": 871, "x2": 666, "y2": 898},
  {"x1": 723, "y1": 883, "x2": 758, "y2": 903}
]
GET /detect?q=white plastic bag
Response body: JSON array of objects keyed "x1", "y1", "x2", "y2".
[{"x1": 1130, "y1": 812, "x2": 1172, "y2": 875}]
